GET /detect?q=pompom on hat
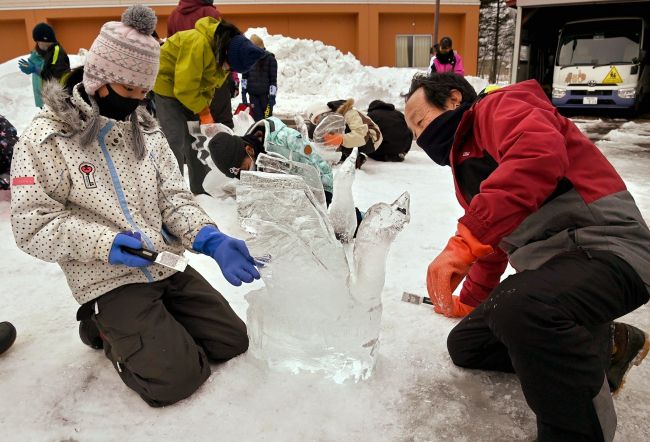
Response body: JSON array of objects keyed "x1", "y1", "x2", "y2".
[{"x1": 83, "y1": 4, "x2": 161, "y2": 96}]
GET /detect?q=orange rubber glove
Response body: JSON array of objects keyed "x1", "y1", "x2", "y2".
[
  {"x1": 433, "y1": 295, "x2": 475, "y2": 317},
  {"x1": 198, "y1": 107, "x2": 214, "y2": 125},
  {"x1": 323, "y1": 133, "x2": 344, "y2": 147},
  {"x1": 427, "y1": 223, "x2": 493, "y2": 317}
]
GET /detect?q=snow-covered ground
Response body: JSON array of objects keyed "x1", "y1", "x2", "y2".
[{"x1": 1, "y1": 31, "x2": 649, "y2": 441}]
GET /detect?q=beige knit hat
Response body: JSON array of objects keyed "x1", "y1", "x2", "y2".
[
  {"x1": 83, "y1": 5, "x2": 161, "y2": 96},
  {"x1": 249, "y1": 34, "x2": 265, "y2": 49}
]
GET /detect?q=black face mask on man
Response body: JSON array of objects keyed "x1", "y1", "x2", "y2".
[
  {"x1": 416, "y1": 102, "x2": 471, "y2": 167},
  {"x1": 95, "y1": 84, "x2": 142, "y2": 121}
]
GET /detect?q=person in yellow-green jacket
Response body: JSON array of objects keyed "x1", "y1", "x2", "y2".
[{"x1": 153, "y1": 16, "x2": 265, "y2": 195}]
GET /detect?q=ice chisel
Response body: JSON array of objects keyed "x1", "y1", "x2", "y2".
[
  {"x1": 401, "y1": 291, "x2": 433, "y2": 306},
  {"x1": 121, "y1": 246, "x2": 188, "y2": 272}
]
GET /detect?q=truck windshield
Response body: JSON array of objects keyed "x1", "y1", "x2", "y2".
[{"x1": 557, "y1": 19, "x2": 642, "y2": 67}]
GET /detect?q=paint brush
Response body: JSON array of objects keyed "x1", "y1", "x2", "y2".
[
  {"x1": 401, "y1": 291, "x2": 433, "y2": 306},
  {"x1": 121, "y1": 246, "x2": 189, "y2": 272}
]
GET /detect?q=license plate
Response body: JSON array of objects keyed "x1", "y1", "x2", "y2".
[{"x1": 583, "y1": 96, "x2": 598, "y2": 105}]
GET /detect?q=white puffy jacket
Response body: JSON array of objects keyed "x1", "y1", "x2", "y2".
[{"x1": 11, "y1": 82, "x2": 215, "y2": 304}]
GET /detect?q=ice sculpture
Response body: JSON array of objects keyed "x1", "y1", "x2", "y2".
[
  {"x1": 311, "y1": 113, "x2": 346, "y2": 164},
  {"x1": 237, "y1": 152, "x2": 410, "y2": 383}
]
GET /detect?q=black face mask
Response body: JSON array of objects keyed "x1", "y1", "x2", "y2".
[
  {"x1": 95, "y1": 84, "x2": 142, "y2": 121},
  {"x1": 416, "y1": 102, "x2": 471, "y2": 166}
]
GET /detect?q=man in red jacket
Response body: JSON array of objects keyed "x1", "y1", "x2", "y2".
[
  {"x1": 404, "y1": 72, "x2": 650, "y2": 441},
  {"x1": 167, "y1": 0, "x2": 221, "y2": 37}
]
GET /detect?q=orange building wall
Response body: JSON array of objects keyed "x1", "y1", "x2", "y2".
[{"x1": 0, "y1": 4, "x2": 479, "y2": 74}]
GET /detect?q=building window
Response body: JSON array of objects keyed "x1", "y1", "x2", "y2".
[{"x1": 396, "y1": 34, "x2": 432, "y2": 68}]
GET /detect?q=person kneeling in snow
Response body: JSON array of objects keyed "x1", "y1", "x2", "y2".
[
  {"x1": 404, "y1": 72, "x2": 650, "y2": 441},
  {"x1": 307, "y1": 99, "x2": 382, "y2": 169},
  {"x1": 208, "y1": 116, "x2": 335, "y2": 204},
  {"x1": 366, "y1": 100, "x2": 413, "y2": 162},
  {"x1": 10, "y1": 5, "x2": 260, "y2": 407}
]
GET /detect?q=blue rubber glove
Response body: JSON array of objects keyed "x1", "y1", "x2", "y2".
[
  {"x1": 193, "y1": 226, "x2": 260, "y2": 286},
  {"x1": 108, "y1": 231, "x2": 152, "y2": 267},
  {"x1": 18, "y1": 59, "x2": 34, "y2": 75}
]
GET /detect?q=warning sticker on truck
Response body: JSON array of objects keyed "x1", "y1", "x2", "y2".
[{"x1": 602, "y1": 66, "x2": 623, "y2": 84}]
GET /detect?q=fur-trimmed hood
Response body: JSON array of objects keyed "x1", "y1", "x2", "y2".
[{"x1": 39, "y1": 80, "x2": 159, "y2": 159}]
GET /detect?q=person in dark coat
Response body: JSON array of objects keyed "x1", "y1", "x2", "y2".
[
  {"x1": 242, "y1": 35, "x2": 278, "y2": 121},
  {"x1": 167, "y1": 0, "x2": 221, "y2": 37},
  {"x1": 18, "y1": 22, "x2": 70, "y2": 108},
  {"x1": 366, "y1": 100, "x2": 412, "y2": 162},
  {"x1": 0, "y1": 114, "x2": 18, "y2": 190},
  {"x1": 405, "y1": 71, "x2": 650, "y2": 441}
]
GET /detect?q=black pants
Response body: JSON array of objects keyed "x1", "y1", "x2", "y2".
[
  {"x1": 250, "y1": 94, "x2": 270, "y2": 122},
  {"x1": 154, "y1": 93, "x2": 210, "y2": 194},
  {"x1": 88, "y1": 267, "x2": 248, "y2": 407},
  {"x1": 448, "y1": 250, "x2": 648, "y2": 441}
]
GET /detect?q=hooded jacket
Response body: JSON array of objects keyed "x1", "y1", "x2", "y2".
[
  {"x1": 245, "y1": 117, "x2": 333, "y2": 193},
  {"x1": 366, "y1": 100, "x2": 412, "y2": 160},
  {"x1": 329, "y1": 99, "x2": 382, "y2": 150},
  {"x1": 242, "y1": 52, "x2": 277, "y2": 96},
  {"x1": 429, "y1": 51, "x2": 464, "y2": 76},
  {"x1": 167, "y1": 0, "x2": 221, "y2": 37},
  {"x1": 10, "y1": 81, "x2": 215, "y2": 305},
  {"x1": 154, "y1": 16, "x2": 229, "y2": 114},
  {"x1": 451, "y1": 80, "x2": 650, "y2": 306}
]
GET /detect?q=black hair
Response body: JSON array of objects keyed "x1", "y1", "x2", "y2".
[
  {"x1": 440, "y1": 37, "x2": 452, "y2": 49},
  {"x1": 63, "y1": 66, "x2": 85, "y2": 96},
  {"x1": 405, "y1": 72, "x2": 477, "y2": 108},
  {"x1": 214, "y1": 20, "x2": 241, "y2": 69}
]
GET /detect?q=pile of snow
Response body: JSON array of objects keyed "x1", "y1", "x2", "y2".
[
  {"x1": 0, "y1": 54, "x2": 84, "y2": 134},
  {"x1": 243, "y1": 27, "x2": 488, "y2": 117}
]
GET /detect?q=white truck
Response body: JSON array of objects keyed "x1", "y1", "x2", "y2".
[{"x1": 509, "y1": 0, "x2": 650, "y2": 112}]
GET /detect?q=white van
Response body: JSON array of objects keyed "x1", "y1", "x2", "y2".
[{"x1": 551, "y1": 17, "x2": 649, "y2": 111}]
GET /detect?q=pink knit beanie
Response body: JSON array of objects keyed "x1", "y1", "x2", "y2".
[{"x1": 83, "y1": 5, "x2": 160, "y2": 96}]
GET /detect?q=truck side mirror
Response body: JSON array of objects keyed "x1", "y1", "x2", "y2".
[{"x1": 636, "y1": 50, "x2": 646, "y2": 64}]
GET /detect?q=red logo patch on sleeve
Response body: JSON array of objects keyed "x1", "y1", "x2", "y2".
[{"x1": 12, "y1": 176, "x2": 35, "y2": 186}]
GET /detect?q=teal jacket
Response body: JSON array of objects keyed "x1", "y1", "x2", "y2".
[
  {"x1": 28, "y1": 51, "x2": 45, "y2": 108},
  {"x1": 247, "y1": 117, "x2": 333, "y2": 193}
]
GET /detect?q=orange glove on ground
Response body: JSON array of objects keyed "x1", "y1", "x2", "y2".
[
  {"x1": 323, "y1": 133, "x2": 344, "y2": 147},
  {"x1": 427, "y1": 223, "x2": 493, "y2": 317},
  {"x1": 198, "y1": 107, "x2": 214, "y2": 125}
]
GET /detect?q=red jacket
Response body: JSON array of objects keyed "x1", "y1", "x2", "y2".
[
  {"x1": 453, "y1": 80, "x2": 650, "y2": 306},
  {"x1": 167, "y1": 0, "x2": 221, "y2": 37}
]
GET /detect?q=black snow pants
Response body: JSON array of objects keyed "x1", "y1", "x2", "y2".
[
  {"x1": 447, "y1": 250, "x2": 648, "y2": 442},
  {"x1": 154, "y1": 93, "x2": 210, "y2": 195},
  {"x1": 85, "y1": 266, "x2": 248, "y2": 407}
]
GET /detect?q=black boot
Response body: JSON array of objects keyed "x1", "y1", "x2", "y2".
[
  {"x1": 79, "y1": 319, "x2": 103, "y2": 350},
  {"x1": 355, "y1": 153, "x2": 367, "y2": 169},
  {"x1": 0, "y1": 321, "x2": 16, "y2": 355},
  {"x1": 607, "y1": 322, "x2": 649, "y2": 393}
]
